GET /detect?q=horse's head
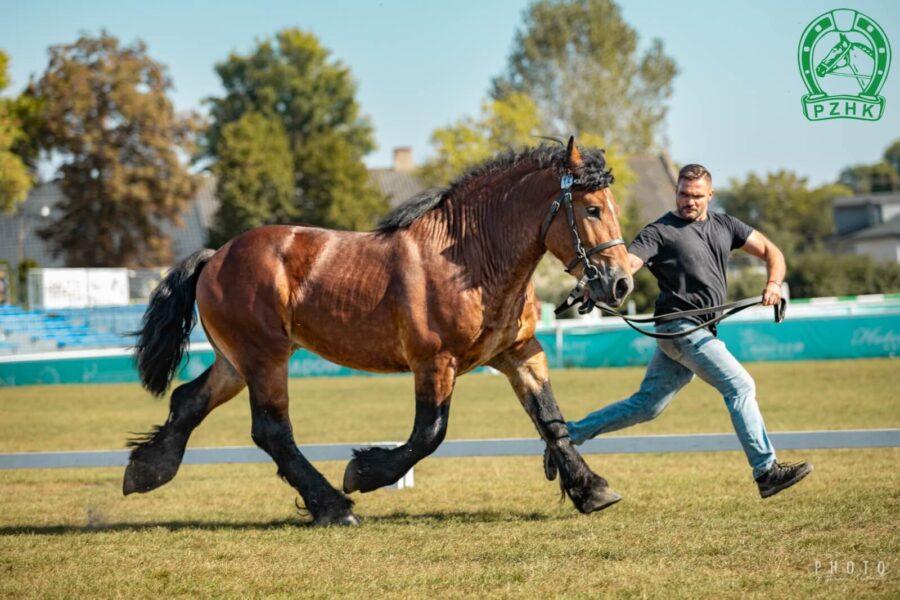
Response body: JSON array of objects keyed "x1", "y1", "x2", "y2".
[
  {"x1": 816, "y1": 33, "x2": 852, "y2": 77},
  {"x1": 541, "y1": 137, "x2": 633, "y2": 308}
]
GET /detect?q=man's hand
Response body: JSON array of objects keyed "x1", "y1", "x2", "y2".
[
  {"x1": 627, "y1": 253, "x2": 644, "y2": 275},
  {"x1": 762, "y1": 281, "x2": 782, "y2": 306}
]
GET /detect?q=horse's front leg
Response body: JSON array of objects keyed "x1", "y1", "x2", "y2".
[
  {"x1": 343, "y1": 354, "x2": 456, "y2": 494},
  {"x1": 490, "y1": 338, "x2": 622, "y2": 514}
]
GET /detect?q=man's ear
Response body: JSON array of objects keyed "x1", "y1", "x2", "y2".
[{"x1": 566, "y1": 136, "x2": 583, "y2": 171}]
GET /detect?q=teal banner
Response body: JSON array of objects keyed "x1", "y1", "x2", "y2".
[
  {"x1": 538, "y1": 313, "x2": 900, "y2": 369},
  {"x1": 1, "y1": 312, "x2": 898, "y2": 387}
]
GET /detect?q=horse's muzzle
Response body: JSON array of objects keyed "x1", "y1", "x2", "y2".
[{"x1": 588, "y1": 268, "x2": 633, "y2": 308}]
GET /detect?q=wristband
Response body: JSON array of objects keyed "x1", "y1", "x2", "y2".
[{"x1": 766, "y1": 280, "x2": 781, "y2": 286}]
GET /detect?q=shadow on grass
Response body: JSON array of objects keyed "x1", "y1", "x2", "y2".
[
  {"x1": 362, "y1": 509, "x2": 556, "y2": 526},
  {"x1": 0, "y1": 509, "x2": 561, "y2": 536},
  {"x1": 0, "y1": 518, "x2": 306, "y2": 536}
]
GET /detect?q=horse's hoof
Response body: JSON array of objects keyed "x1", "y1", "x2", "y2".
[
  {"x1": 342, "y1": 461, "x2": 360, "y2": 494},
  {"x1": 579, "y1": 488, "x2": 623, "y2": 514},
  {"x1": 315, "y1": 513, "x2": 360, "y2": 527},
  {"x1": 123, "y1": 456, "x2": 178, "y2": 495},
  {"x1": 123, "y1": 459, "x2": 161, "y2": 495}
]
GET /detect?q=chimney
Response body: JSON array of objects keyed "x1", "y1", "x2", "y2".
[{"x1": 393, "y1": 147, "x2": 413, "y2": 172}]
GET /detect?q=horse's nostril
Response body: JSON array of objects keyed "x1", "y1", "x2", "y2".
[{"x1": 614, "y1": 277, "x2": 630, "y2": 300}]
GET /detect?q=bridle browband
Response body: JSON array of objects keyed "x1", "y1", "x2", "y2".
[{"x1": 540, "y1": 172, "x2": 625, "y2": 287}]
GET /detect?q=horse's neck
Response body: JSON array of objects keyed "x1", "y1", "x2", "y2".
[{"x1": 431, "y1": 168, "x2": 555, "y2": 298}]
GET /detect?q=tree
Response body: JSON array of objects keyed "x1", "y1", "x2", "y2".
[
  {"x1": 492, "y1": 0, "x2": 677, "y2": 153},
  {"x1": 419, "y1": 94, "x2": 635, "y2": 195},
  {"x1": 838, "y1": 139, "x2": 900, "y2": 193},
  {"x1": 787, "y1": 253, "x2": 900, "y2": 298},
  {"x1": 33, "y1": 32, "x2": 202, "y2": 267},
  {"x1": 417, "y1": 93, "x2": 541, "y2": 187},
  {"x1": 208, "y1": 112, "x2": 294, "y2": 247},
  {"x1": 205, "y1": 29, "x2": 386, "y2": 232},
  {"x1": 717, "y1": 171, "x2": 850, "y2": 257},
  {"x1": 884, "y1": 140, "x2": 900, "y2": 174},
  {"x1": 0, "y1": 50, "x2": 33, "y2": 213},
  {"x1": 419, "y1": 93, "x2": 640, "y2": 311}
]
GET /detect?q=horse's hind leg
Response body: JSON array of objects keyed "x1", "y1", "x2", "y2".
[
  {"x1": 123, "y1": 355, "x2": 245, "y2": 495},
  {"x1": 490, "y1": 338, "x2": 622, "y2": 514},
  {"x1": 248, "y1": 362, "x2": 357, "y2": 526},
  {"x1": 343, "y1": 354, "x2": 456, "y2": 493}
]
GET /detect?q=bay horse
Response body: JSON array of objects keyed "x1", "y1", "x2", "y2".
[{"x1": 125, "y1": 137, "x2": 634, "y2": 525}]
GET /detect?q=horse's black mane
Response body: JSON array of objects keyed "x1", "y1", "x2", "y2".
[{"x1": 375, "y1": 144, "x2": 613, "y2": 232}]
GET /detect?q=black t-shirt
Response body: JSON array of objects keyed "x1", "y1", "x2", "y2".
[{"x1": 629, "y1": 211, "x2": 754, "y2": 334}]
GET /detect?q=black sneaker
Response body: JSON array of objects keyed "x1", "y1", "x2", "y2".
[{"x1": 755, "y1": 461, "x2": 813, "y2": 498}]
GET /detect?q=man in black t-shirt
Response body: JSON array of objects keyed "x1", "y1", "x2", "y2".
[{"x1": 565, "y1": 164, "x2": 812, "y2": 499}]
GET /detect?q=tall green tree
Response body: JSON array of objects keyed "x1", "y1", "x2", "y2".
[
  {"x1": 208, "y1": 112, "x2": 294, "y2": 247},
  {"x1": 838, "y1": 139, "x2": 900, "y2": 193},
  {"x1": 206, "y1": 29, "x2": 386, "y2": 232},
  {"x1": 0, "y1": 50, "x2": 33, "y2": 213},
  {"x1": 717, "y1": 171, "x2": 850, "y2": 257},
  {"x1": 418, "y1": 94, "x2": 634, "y2": 194},
  {"x1": 417, "y1": 93, "x2": 541, "y2": 187},
  {"x1": 33, "y1": 32, "x2": 202, "y2": 267},
  {"x1": 492, "y1": 0, "x2": 677, "y2": 153},
  {"x1": 419, "y1": 92, "x2": 640, "y2": 309},
  {"x1": 884, "y1": 140, "x2": 900, "y2": 174}
]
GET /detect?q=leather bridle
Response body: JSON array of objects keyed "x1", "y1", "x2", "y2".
[{"x1": 540, "y1": 172, "x2": 625, "y2": 291}]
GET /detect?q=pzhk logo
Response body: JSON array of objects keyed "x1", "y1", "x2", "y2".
[{"x1": 799, "y1": 9, "x2": 891, "y2": 121}]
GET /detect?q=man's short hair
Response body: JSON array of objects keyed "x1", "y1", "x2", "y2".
[{"x1": 678, "y1": 164, "x2": 712, "y2": 185}]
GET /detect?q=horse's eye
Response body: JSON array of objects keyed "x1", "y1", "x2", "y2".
[{"x1": 586, "y1": 205, "x2": 602, "y2": 220}]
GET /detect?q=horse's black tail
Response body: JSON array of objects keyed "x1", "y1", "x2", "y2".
[{"x1": 133, "y1": 249, "x2": 216, "y2": 397}]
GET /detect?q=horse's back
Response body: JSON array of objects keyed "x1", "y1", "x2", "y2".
[
  {"x1": 194, "y1": 222, "x2": 539, "y2": 376},
  {"x1": 196, "y1": 224, "x2": 413, "y2": 372}
]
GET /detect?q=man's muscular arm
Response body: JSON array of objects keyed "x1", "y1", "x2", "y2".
[{"x1": 740, "y1": 230, "x2": 786, "y2": 306}]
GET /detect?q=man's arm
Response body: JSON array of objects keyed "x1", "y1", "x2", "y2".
[{"x1": 740, "y1": 230, "x2": 785, "y2": 306}]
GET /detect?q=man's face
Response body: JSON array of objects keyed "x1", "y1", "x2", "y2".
[{"x1": 675, "y1": 176, "x2": 713, "y2": 222}]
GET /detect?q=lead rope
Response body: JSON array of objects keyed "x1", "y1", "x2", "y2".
[{"x1": 554, "y1": 283, "x2": 787, "y2": 338}]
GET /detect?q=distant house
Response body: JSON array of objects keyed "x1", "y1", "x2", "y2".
[
  {"x1": 368, "y1": 147, "x2": 426, "y2": 207},
  {"x1": 0, "y1": 176, "x2": 218, "y2": 268},
  {"x1": 829, "y1": 192, "x2": 900, "y2": 262},
  {"x1": 625, "y1": 151, "x2": 679, "y2": 221},
  {"x1": 0, "y1": 148, "x2": 679, "y2": 269}
]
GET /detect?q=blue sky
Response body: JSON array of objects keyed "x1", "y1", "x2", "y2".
[{"x1": 3, "y1": 0, "x2": 898, "y2": 188}]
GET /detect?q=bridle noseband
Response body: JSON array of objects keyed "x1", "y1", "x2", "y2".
[{"x1": 540, "y1": 172, "x2": 625, "y2": 310}]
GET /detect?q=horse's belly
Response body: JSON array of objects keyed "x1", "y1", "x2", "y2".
[{"x1": 290, "y1": 318, "x2": 411, "y2": 373}]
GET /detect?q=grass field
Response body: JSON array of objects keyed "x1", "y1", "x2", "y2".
[{"x1": 1, "y1": 359, "x2": 898, "y2": 598}]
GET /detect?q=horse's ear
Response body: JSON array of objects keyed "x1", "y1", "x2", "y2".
[{"x1": 566, "y1": 136, "x2": 583, "y2": 172}]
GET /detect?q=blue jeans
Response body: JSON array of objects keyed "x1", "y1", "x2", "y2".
[{"x1": 567, "y1": 319, "x2": 777, "y2": 479}]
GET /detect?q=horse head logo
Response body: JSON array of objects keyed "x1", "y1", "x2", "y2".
[
  {"x1": 799, "y1": 9, "x2": 891, "y2": 121},
  {"x1": 815, "y1": 33, "x2": 875, "y2": 89}
]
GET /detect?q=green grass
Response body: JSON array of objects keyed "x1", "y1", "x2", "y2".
[
  {"x1": 1, "y1": 359, "x2": 897, "y2": 452},
  {"x1": 1, "y1": 359, "x2": 898, "y2": 598}
]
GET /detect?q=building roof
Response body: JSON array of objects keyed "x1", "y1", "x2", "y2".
[
  {"x1": 368, "y1": 169, "x2": 426, "y2": 207},
  {"x1": 625, "y1": 151, "x2": 677, "y2": 222},
  {"x1": 849, "y1": 213, "x2": 900, "y2": 241},
  {"x1": 833, "y1": 192, "x2": 900, "y2": 208}
]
